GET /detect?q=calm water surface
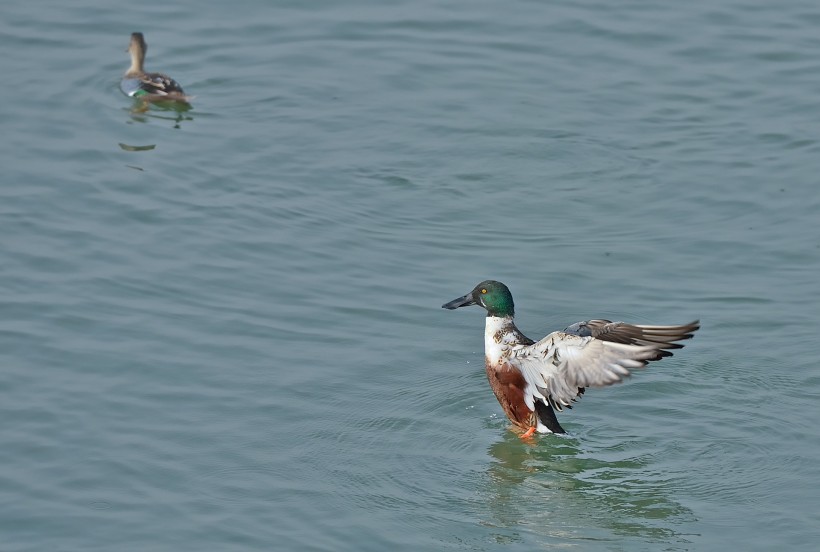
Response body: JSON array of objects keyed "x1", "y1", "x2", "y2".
[{"x1": 2, "y1": 0, "x2": 819, "y2": 550}]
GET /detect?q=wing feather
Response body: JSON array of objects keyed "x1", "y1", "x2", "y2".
[{"x1": 512, "y1": 321, "x2": 699, "y2": 411}]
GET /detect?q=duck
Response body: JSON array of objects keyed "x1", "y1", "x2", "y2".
[
  {"x1": 442, "y1": 280, "x2": 699, "y2": 437},
  {"x1": 121, "y1": 32, "x2": 189, "y2": 101}
]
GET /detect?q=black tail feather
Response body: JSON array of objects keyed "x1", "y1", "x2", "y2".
[{"x1": 535, "y1": 400, "x2": 566, "y2": 434}]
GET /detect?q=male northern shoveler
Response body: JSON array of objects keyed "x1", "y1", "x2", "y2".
[
  {"x1": 442, "y1": 280, "x2": 699, "y2": 438},
  {"x1": 121, "y1": 32, "x2": 189, "y2": 102}
]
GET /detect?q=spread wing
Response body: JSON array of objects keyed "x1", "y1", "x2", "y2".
[{"x1": 511, "y1": 320, "x2": 699, "y2": 411}]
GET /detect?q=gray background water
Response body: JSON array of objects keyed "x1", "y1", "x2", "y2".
[{"x1": 2, "y1": 0, "x2": 819, "y2": 550}]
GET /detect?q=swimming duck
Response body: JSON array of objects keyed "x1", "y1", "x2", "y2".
[
  {"x1": 442, "y1": 280, "x2": 699, "y2": 437},
  {"x1": 121, "y1": 32, "x2": 188, "y2": 101}
]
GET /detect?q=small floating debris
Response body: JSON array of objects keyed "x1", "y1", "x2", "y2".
[{"x1": 118, "y1": 143, "x2": 156, "y2": 152}]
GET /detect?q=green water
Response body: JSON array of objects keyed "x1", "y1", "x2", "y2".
[{"x1": 2, "y1": 0, "x2": 819, "y2": 550}]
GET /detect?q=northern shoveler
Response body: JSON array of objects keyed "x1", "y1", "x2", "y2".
[
  {"x1": 121, "y1": 32, "x2": 189, "y2": 102},
  {"x1": 442, "y1": 280, "x2": 699, "y2": 438}
]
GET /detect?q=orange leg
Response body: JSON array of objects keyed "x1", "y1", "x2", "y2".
[{"x1": 520, "y1": 426, "x2": 537, "y2": 439}]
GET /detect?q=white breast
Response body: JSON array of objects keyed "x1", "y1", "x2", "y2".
[{"x1": 484, "y1": 316, "x2": 512, "y2": 365}]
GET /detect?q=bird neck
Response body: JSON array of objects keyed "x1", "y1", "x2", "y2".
[{"x1": 127, "y1": 48, "x2": 145, "y2": 75}]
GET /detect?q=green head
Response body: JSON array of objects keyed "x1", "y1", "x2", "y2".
[{"x1": 442, "y1": 280, "x2": 515, "y2": 317}]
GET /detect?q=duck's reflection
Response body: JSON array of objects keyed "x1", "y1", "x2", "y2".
[
  {"x1": 480, "y1": 430, "x2": 696, "y2": 546},
  {"x1": 127, "y1": 99, "x2": 193, "y2": 129}
]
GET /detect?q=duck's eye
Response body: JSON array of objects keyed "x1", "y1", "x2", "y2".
[{"x1": 481, "y1": 289, "x2": 487, "y2": 294}]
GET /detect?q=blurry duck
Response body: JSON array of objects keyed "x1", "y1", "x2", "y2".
[
  {"x1": 443, "y1": 280, "x2": 699, "y2": 438},
  {"x1": 121, "y1": 32, "x2": 189, "y2": 102}
]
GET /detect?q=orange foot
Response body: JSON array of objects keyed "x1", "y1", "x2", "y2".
[{"x1": 520, "y1": 426, "x2": 537, "y2": 439}]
